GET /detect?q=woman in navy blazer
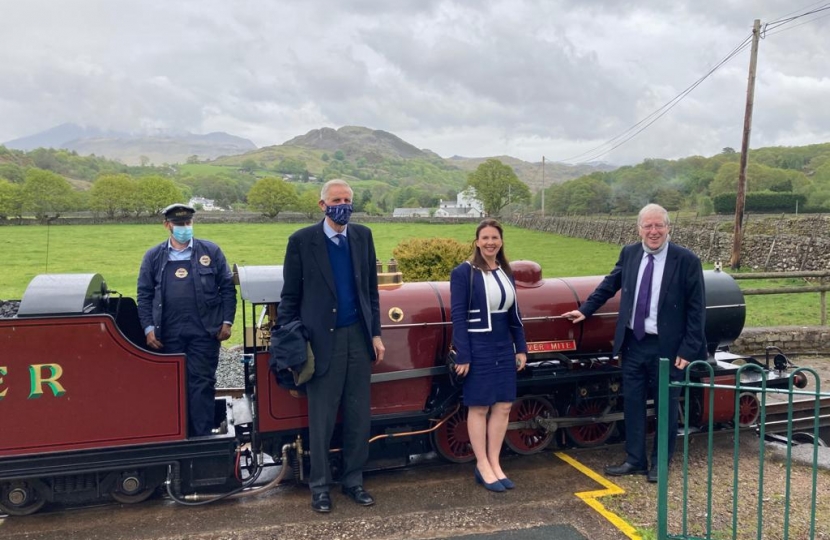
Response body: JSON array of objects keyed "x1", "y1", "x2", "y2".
[{"x1": 450, "y1": 219, "x2": 528, "y2": 492}]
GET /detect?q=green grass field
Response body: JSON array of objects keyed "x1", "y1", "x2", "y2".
[{"x1": 0, "y1": 222, "x2": 823, "y2": 332}]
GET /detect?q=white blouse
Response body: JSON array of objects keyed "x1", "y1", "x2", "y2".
[{"x1": 483, "y1": 267, "x2": 515, "y2": 313}]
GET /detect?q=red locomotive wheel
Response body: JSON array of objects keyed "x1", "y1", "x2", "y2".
[
  {"x1": 504, "y1": 397, "x2": 557, "y2": 455},
  {"x1": 737, "y1": 391, "x2": 761, "y2": 427},
  {"x1": 432, "y1": 407, "x2": 475, "y2": 463},
  {"x1": 0, "y1": 479, "x2": 47, "y2": 516},
  {"x1": 565, "y1": 399, "x2": 616, "y2": 448}
]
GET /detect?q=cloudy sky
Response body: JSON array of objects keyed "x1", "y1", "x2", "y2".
[{"x1": 1, "y1": 0, "x2": 828, "y2": 165}]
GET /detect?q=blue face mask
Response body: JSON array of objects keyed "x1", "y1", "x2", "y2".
[
  {"x1": 172, "y1": 225, "x2": 193, "y2": 243},
  {"x1": 325, "y1": 203, "x2": 353, "y2": 226}
]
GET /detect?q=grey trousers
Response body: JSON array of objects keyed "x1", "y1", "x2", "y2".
[{"x1": 306, "y1": 323, "x2": 373, "y2": 494}]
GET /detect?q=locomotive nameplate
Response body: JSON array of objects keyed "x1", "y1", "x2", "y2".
[{"x1": 526, "y1": 340, "x2": 577, "y2": 353}]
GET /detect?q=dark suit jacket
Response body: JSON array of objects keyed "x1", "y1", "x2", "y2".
[
  {"x1": 276, "y1": 220, "x2": 381, "y2": 377},
  {"x1": 578, "y1": 242, "x2": 707, "y2": 362}
]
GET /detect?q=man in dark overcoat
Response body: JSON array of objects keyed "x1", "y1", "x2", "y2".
[{"x1": 276, "y1": 179, "x2": 385, "y2": 513}]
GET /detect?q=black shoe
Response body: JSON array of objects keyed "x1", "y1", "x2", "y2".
[
  {"x1": 341, "y1": 485, "x2": 375, "y2": 506},
  {"x1": 647, "y1": 467, "x2": 658, "y2": 483},
  {"x1": 604, "y1": 462, "x2": 647, "y2": 476},
  {"x1": 311, "y1": 492, "x2": 332, "y2": 513}
]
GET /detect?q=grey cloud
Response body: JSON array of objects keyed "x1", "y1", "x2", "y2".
[{"x1": 0, "y1": 0, "x2": 828, "y2": 164}]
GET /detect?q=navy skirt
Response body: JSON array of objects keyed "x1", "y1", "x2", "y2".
[{"x1": 462, "y1": 312, "x2": 517, "y2": 406}]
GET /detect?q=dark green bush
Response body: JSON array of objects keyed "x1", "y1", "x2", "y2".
[{"x1": 713, "y1": 191, "x2": 807, "y2": 213}]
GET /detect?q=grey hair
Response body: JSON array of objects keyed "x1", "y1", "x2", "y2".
[
  {"x1": 637, "y1": 203, "x2": 670, "y2": 227},
  {"x1": 320, "y1": 179, "x2": 353, "y2": 201}
]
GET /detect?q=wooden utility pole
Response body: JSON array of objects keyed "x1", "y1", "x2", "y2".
[
  {"x1": 730, "y1": 19, "x2": 762, "y2": 270},
  {"x1": 541, "y1": 156, "x2": 546, "y2": 216}
]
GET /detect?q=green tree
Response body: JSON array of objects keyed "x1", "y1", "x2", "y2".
[
  {"x1": 697, "y1": 195, "x2": 714, "y2": 216},
  {"x1": 275, "y1": 157, "x2": 307, "y2": 175},
  {"x1": 29, "y1": 148, "x2": 60, "y2": 171},
  {"x1": 296, "y1": 189, "x2": 321, "y2": 218},
  {"x1": 191, "y1": 174, "x2": 242, "y2": 209},
  {"x1": 246, "y1": 176, "x2": 299, "y2": 218},
  {"x1": 133, "y1": 175, "x2": 183, "y2": 216},
  {"x1": 20, "y1": 168, "x2": 76, "y2": 221},
  {"x1": 549, "y1": 176, "x2": 612, "y2": 214},
  {"x1": 466, "y1": 159, "x2": 531, "y2": 216},
  {"x1": 240, "y1": 158, "x2": 258, "y2": 173},
  {"x1": 363, "y1": 201, "x2": 382, "y2": 216},
  {"x1": 0, "y1": 163, "x2": 24, "y2": 184},
  {"x1": 90, "y1": 174, "x2": 136, "y2": 218},
  {"x1": 333, "y1": 150, "x2": 345, "y2": 161},
  {"x1": 139, "y1": 155, "x2": 151, "y2": 167},
  {"x1": 0, "y1": 179, "x2": 21, "y2": 219},
  {"x1": 710, "y1": 162, "x2": 809, "y2": 198}
]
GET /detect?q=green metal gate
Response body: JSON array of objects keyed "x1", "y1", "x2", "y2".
[{"x1": 655, "y1": 357, "x2": 827, "y2": 540}]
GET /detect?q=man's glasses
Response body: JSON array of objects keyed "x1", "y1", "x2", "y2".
[{"x1": 639, "y1": 224, "x2": 668, "y2": 231}]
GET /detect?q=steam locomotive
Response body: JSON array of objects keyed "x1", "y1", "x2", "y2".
[{"x1": 0, "y1": 261, "x2": 802, "y2": 515}]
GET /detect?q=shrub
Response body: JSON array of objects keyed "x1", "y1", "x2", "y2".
[
  {"x1": 392, "y1": 237, "x2": 471, "y2": 282},
  {"x1": 697, "y1": 195, "x2": 714, "y2": 217},
  {"x1": 713, "y1": 191, "x2": 807, "y2": 213}
]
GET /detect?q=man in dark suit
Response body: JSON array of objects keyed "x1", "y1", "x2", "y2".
[
  {"x1": 276, "y1": 179, "x2": 385, "y2": 513},
  {"x1": 562, "y1": 203, "x2": 706, "y2": 483}
]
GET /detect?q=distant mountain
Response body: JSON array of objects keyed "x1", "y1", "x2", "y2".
[
  {"x1": 2, "y1": 123, "x2": 257, "y2": 165},
  {"x1": 3, "y1": 123, "x2": 126, "y2": 151},
  {"x1": 283, "y1": 126, "x2": 428, "y2": 161},
  {"x1": 217, "y1": 126, "x2": 615, "y2": 191}
]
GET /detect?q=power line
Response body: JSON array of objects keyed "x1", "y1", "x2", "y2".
[
  {"x1": 551, "y1": 4, "x2": 830, "y2": 165},
  {"x1": 764, "y1": 2, "x2": 830, "y2": 30},
  {"x1": 554, "y1": 33, "x2": 753, "y2": 164},
  {"x1": 765, "y1": 0, "x2": 829, "y2": 26},
  {"x1": 764, "y1": 9, "x2": 830, "y2": 37}
]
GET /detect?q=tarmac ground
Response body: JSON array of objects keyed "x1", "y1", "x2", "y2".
[{"x1": 0, "y1": 450, "x2": 632, "y2": 540}]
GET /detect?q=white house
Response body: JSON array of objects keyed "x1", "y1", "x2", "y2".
[
  {"x1": 432, "y1": 188, "x2": 484, "y2": 218},
  {"x1": 457, "y1": 187, "x2": 484, "y2": 214},
  {"x1": 189, "y1": 196, "x2": 220, "y2": 211}
]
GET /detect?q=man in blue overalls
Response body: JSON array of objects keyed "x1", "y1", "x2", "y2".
[{"x1": 137, "y1": 203, "x2": 237, "y2": 437}]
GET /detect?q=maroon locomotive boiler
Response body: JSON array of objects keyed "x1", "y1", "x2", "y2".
[{"x1": 0, "y1": 261, "x2": 801, "y2": 515}]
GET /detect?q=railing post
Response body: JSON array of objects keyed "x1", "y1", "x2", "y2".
[{"x1": 657, "y1": 357, "x2": 670, "y2": 540}]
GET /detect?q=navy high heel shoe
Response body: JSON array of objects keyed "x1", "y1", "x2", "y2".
[
  {"x1": 497, "y1": 477, "x2": 515, "y2": 489},
  {"x1": 475, "y1": 468, "x2": 506, "y2": 492}
]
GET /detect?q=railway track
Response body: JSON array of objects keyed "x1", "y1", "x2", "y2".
[{"x1": 761, "y1": 396, "x2": 830, "y2": 443}]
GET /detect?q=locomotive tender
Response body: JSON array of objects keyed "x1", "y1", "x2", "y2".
[{"x1": 0, "y1": 261, "x2": 801, "y2": 515}]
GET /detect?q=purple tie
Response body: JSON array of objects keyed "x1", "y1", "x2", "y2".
[{"x1": 633, "y1": 254, "x2": 654, "y2": 341}]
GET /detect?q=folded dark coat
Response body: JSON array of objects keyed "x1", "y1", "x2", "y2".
[{"x1": 270, "y1": 320, "x2": 315, "y2": 385}]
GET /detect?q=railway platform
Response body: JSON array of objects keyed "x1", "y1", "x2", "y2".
[{"x1": 0, "y1": 450, "x2": 630, "y2": 540}]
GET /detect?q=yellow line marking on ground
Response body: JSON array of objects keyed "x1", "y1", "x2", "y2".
[{"x1": 555, "y1": 452, "x2": 641, "y2": 540}]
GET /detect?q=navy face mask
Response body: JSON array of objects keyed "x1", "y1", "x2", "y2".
[{"x1": 325, "y1": 203, "x2": 353, "y2": 226}]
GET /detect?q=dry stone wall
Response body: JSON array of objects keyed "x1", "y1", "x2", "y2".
[
  {"x1": 732, "y1": 327, "x2": 830, "y2": 356},
  {"x1": 512, "y1": 214, "x2": 830, "y2": 271}
]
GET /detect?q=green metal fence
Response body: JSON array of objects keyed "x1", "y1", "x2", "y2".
[{"x1": 655, "y1": 357, "x2": 827, "y2": 540}]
